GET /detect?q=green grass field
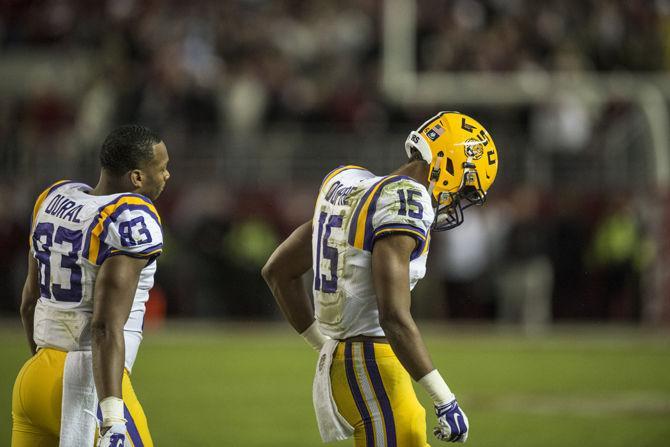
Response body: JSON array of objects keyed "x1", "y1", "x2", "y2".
[{"x1": 1, "y1": 321, "x2": 669, "y2": 446}]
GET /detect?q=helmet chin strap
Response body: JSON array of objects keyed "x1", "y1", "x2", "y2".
[
  {"x1": 463, "y1": 155, "x2": 475, "y2": 170},
  {"x1": 462, "y1": 156, "x2": 477, "y2": 188},
  {"x1": 427, "y1": 154, "x2": 443, "y2": 198}
]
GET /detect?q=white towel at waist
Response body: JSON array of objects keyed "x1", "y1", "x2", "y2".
[
  {"x1": 60, "y1": 350, "x2": 98, "y2": 447},
  {"x1": 312, "y1": 339, "x2": 355, "y2": 443}
]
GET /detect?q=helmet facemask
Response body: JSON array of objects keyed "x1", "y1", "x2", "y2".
[{"x1": 432, "y1": 160, "x2": 487, "y2": 231}]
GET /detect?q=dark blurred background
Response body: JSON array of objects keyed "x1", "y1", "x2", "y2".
[{"x1": 1, "y1": 0, "x2": 670, "y2": 329}]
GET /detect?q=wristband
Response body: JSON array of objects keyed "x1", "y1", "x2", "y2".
[
  {"x1": 99, "y1": 396, "x2": 126, "y2": 426},
  {"x1": 300, "y1": 321, "x2": 329, "y2": 351},
  {"x1": 418, "y1": 369, "x2": 455, "y2": 406}
]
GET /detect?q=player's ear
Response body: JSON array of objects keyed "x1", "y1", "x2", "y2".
[{"x1": 129, "y1": 169, "x2": 144, "y2": 188}]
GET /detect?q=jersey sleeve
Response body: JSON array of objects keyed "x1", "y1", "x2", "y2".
[
  {"x1": 371, "y1": 177, "x2": 434, "y2": 259},
  {"x1": 83, "y1": 194, "x2": 163, "y2": 264},
  {"x1": 104, "y1": 204, "x2": 163, "y2": 261}
]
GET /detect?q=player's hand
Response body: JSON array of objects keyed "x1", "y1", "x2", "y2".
[
  {"x1": 97, "y1": 422, "x2": 127, "y2": 447},
  {"x1": 433, "y1": 399, "x2": 469, "y2": 443}
]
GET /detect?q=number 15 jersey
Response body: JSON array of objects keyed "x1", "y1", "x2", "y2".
[
  {"x1": 312, "y1": 166, "x2": 435, "y2": 339},
  {"x1": 29, "y1": 180, "x2": 163, "y2": 372}
]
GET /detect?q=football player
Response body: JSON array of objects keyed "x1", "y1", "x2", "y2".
[
  {"x1": 263, "y1": 112, "x2": 498, "y2": 446},
  {"x1": 12, "y1": 125, "x2": 170, "y2": 447}
]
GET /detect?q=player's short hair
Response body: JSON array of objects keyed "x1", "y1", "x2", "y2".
[
  {"x1": 408, "y1": 147, "x2": 426, "y2": 163},
  {"x1": 100, "y1": 125, "x2": 161, "y2": 176}
]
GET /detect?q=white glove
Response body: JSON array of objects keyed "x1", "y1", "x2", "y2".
[
  {"x1": 434, "y1": 399, "x2": 469, "y2": 443},
  {"x1": 97, "y1": 422, "x2": 128, "y2": 447}
]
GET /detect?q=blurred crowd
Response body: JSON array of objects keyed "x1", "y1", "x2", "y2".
[
  {"x1": 1, "y1": 0, "x2": 669, "y2": 157},
  {"x1": 0, "y1": 0, "x2": 667, "y2": 323}
]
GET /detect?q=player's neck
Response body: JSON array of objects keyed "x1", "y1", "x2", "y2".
[
  {"x1": 390, "y1": 160, "x2": 430, "y2": 188},
  {"x1": 89, "y1": 173, "x2": 134, "y2": 197}
]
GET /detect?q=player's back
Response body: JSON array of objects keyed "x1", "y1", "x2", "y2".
[
  {"x1": 29, "y1": 180, "x2": 163, "y2": 371},
  {"x1": 312, "y1": 166, "x2": 434, "y2": 340}
]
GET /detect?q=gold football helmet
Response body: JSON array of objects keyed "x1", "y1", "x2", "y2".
[{"x1": 404, "y1": 111, "x2": 499, "y2": 230}]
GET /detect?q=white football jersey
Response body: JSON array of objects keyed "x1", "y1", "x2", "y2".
[
  {"x1": 312, "y1": 166, "x2": 434, "y2": 339},
  {"x1": 29, "y1": 180, "x2": 163, "y2": 372}
]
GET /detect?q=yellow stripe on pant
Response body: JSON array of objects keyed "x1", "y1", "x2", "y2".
[
  {"x1": 330, "y1": 341, "x2": 430, "y2": 447},
  {"x1": 11, "y1": 348, "x2": 153, "y2": 447}
]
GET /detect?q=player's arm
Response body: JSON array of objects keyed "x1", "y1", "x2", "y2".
[
  {"x1": 19, "y1": 255, "x2": 40, "y2": 355},
  {"x1": 372, "y1": 234, "x2": 469, "y2": 443},
  {"x1": 262, "y1": 220, "x2": 328, "y2": 350},
  {"x1": 91, "y1": 255, "x2": 146, "y2": 432},
  {"x1": 372, "y1": 234, "x2": 435, "y2": 379}
]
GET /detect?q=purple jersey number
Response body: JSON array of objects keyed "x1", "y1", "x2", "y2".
[
  {"x1": 119, "y1": 216, "x2": 152, "y2": 247},
  {"x1": 397, "y1": 189, "x2": 424, "y2": 219},
  {"x1": 32, "y1": 223, "x2": 83, "y2": 302},
  {"x1": 33, "y1": 222, "x2": 54, "y2": 299},
  {"x1": 314, "y1": 211, "x2": 343, "y2": 293}
]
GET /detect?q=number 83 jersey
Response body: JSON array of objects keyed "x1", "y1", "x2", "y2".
[
  {"x1": 312, "y1": 166, "x2": 435, "y2": 339},
  {"x1": 29, "y1": 180, "x2": 163, "y2": 372}
]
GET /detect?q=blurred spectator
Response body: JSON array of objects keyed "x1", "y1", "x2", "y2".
[
  {"x1": 495, "y1": 188, "x2": 554, "y2": 333},
  {"x1": 434, "y1": 208, "x2": 496, "y2": 319},
  {"x1": 548, "y1": 192, "x2": 594, "y2": 320},
  {"x1": 586, "y1": 198, "x2": 653, "y2": 319},
  {"x1": 187, "y1": 215, "x2": 233, "y2": 316},
  {"x1": 222, "y1": 217, "x2": 279, "y2": 317}
]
